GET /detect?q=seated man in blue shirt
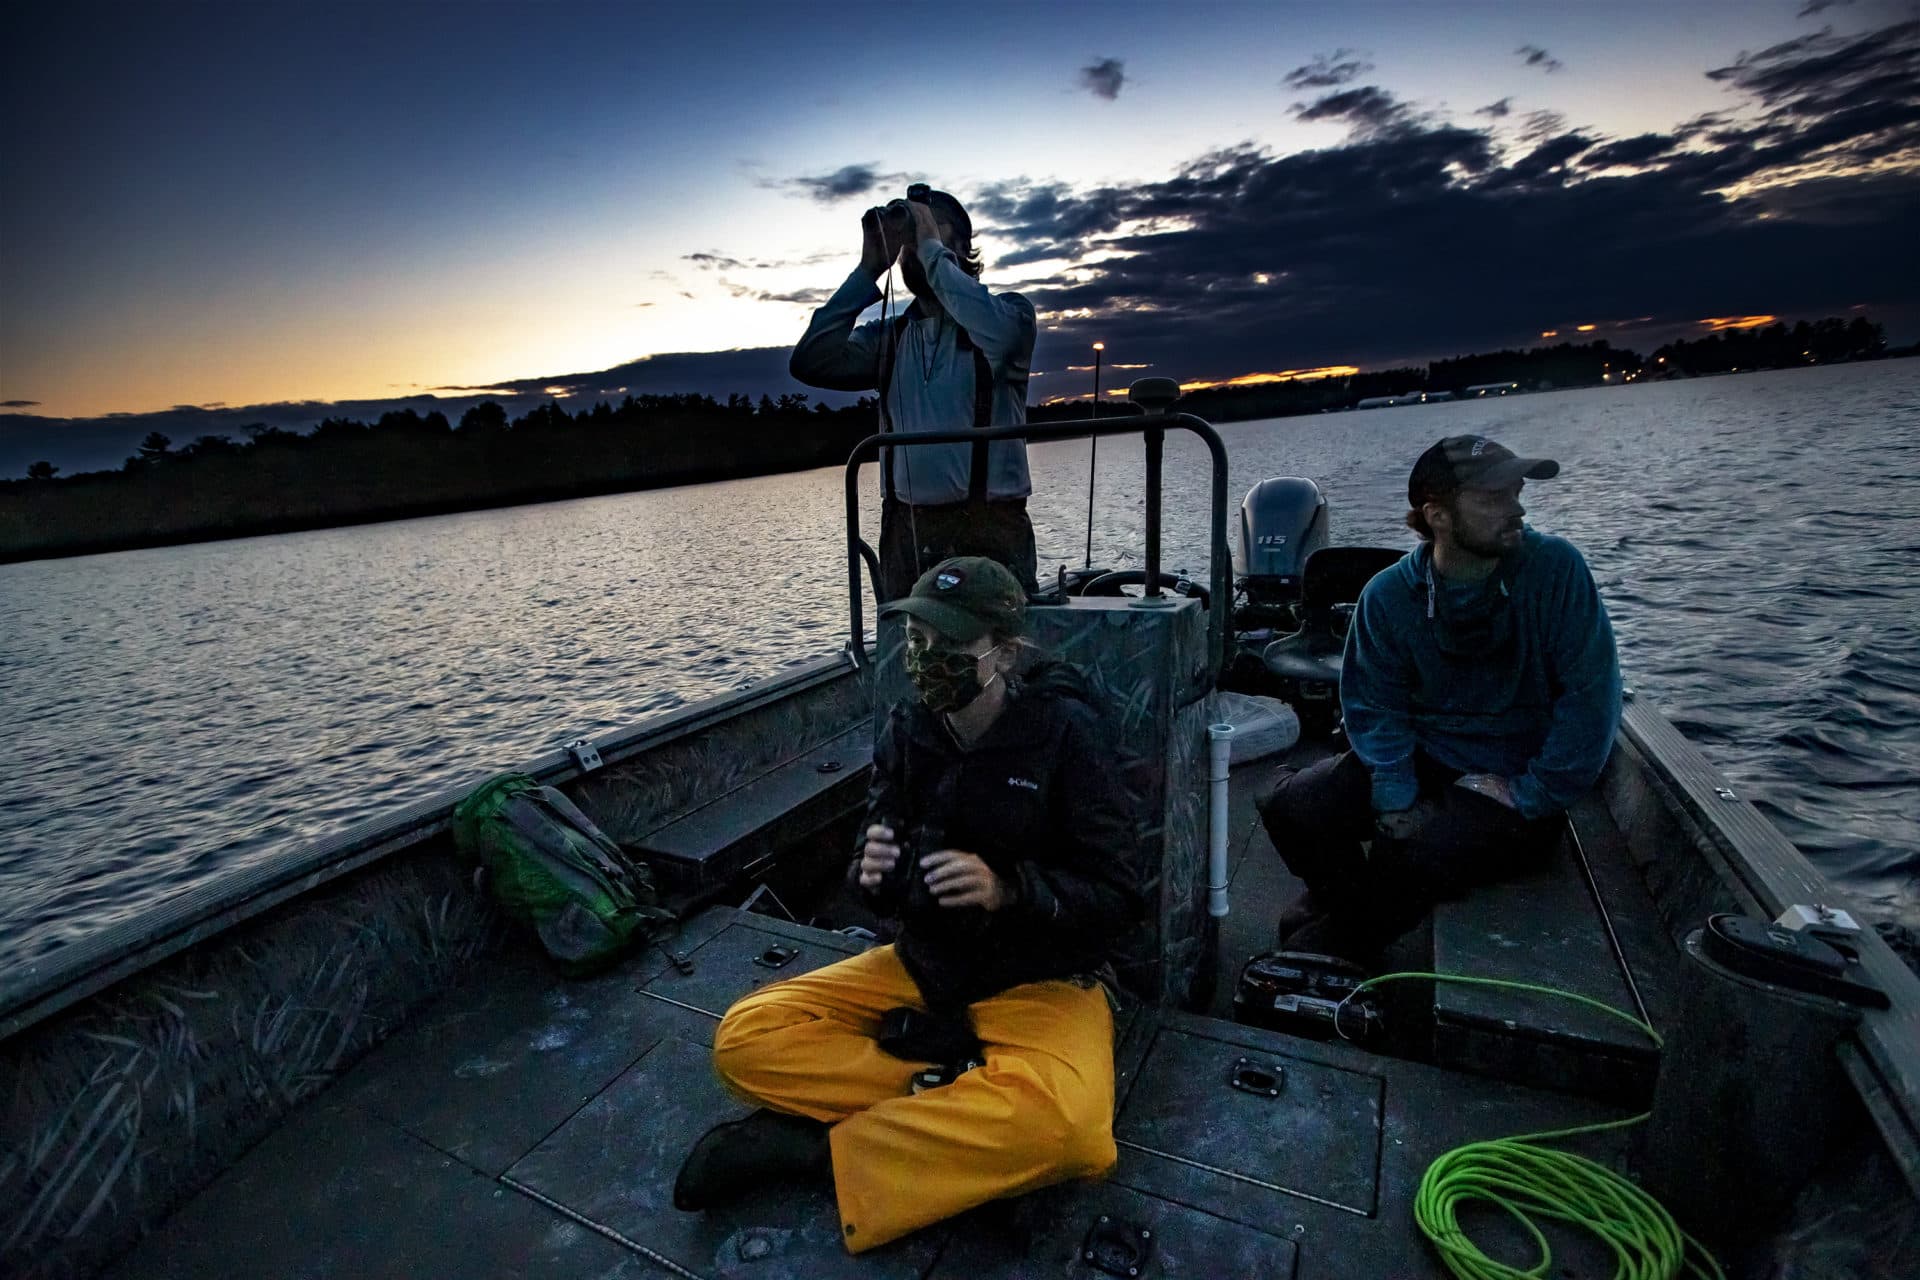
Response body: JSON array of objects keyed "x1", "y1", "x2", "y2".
[{"x1": 1257, "y1": 434, "x2": 1623, "y2": 965}]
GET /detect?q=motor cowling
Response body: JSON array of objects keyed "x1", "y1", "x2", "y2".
[{"x1": 1234, "y1": 478, "x2": 1330, "y2": 603}]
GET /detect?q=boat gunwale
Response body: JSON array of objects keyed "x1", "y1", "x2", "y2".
[
  {"x1": 0, "y1": 649, "x2": 864, "y2": 1042},
  {"x1": 1617, "y1": 693, "x2": 1920, "y2": 1197}
]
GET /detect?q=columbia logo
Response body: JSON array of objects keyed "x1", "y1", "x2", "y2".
[
  {"x1": 1007, "y1": 776, "x2": 1039, "y2": 792},
  {"x1": 936, "y1": 571, "x2": 963, "y2": 590}
]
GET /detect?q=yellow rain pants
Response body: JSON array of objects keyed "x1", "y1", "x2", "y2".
[{"x1": 710, "y1": 943, "x2": 1117, "y2": 1253}]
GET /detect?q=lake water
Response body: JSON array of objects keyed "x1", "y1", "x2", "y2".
[{"x1": 3, "y1": 359, "x2": 1917, "y2": 973}]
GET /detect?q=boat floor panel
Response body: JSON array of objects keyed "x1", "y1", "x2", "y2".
[
  {"x1": 639, "y1": 911, "x2": 866, "y2": 1017},
  {"x1": 104, "y1": 758, "x2": 1667, "y2": 1280},
  {"x1": 926, "y1": 1177, "x2": 1299, "y2": 1277},
  {"x1": 1110, "y1": 1008, "x2": 1635, "y2": 1277},
  {"x1": 100, "y1": 1093, "x2": 656, "y2": 1280},
  {"x1": 327, "y1": 910, "x2": 734, "y2": 1176},
  {"x1": 1430, "y1": 820, "x2": 1659, "y2": 1103},
  {"x1": 508, "y1": 1032, "x2": 950, "y2": 1279}
]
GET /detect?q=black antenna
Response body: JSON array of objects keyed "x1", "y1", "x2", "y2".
[{"x1": 1083, "y1": 341, "x2": 1103, "y2": 569}]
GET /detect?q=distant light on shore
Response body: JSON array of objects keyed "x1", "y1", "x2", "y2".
[{"x1": 1700, "y1": 314, "x2": 1778, "y2": 331}]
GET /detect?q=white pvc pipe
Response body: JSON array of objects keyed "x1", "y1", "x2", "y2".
[{"x1": 1207, "y1": 723, "x2": 1234, "y2": 918}]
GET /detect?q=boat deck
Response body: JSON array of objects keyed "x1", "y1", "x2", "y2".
[{"x1": 103, "y1": 762, "x2": 1657, "y2": 1280}]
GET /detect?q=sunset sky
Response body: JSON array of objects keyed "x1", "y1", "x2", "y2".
[{"x1": 3, "y1": 0, "x2": 1917, "y2": 444}]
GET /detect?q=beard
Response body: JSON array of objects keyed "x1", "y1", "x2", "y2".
[
  {"x1": 900, "y1": 249, "x2": 934, "y2": 300},
  {"x1": 1453, "y1": 519, "x2": 1523, "y2": 560}
]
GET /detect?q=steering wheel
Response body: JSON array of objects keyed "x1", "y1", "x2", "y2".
[{"x1": 1079, "y1": 570, "x2": 1211, "y2": 608}]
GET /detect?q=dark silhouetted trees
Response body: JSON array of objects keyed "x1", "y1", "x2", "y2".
[
  {"x1": 1650, "y1": 318, "x2": 1886, "y2": 374},
  {"x1": 2, "y1": 392, "x2": 879, "y2": 561},
  {"x1": 1428, "y1": 340, "x2": 1640, "y2": 391},
  {"x1": 0, "y1": 313, "x2": 1897, "y2": 562}
]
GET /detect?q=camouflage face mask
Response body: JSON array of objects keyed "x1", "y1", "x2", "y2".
[{"x1": 905, "y1": 643, "x2": 1000, "y2": 714}]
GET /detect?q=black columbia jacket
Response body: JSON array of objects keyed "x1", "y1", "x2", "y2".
[{"x1": 852, "y1": 660, "x2": 1145, "y2": 1007}]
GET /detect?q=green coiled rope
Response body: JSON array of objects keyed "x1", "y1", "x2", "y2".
[{"x1": 1340, "y1": 972, "x2": 1726, "y2": 1280}]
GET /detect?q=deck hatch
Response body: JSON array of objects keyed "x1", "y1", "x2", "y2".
[
  {"x1": 640, "y1": 918, "x2": 862, "y2": 1017},
  {"x1": 505, "y1": 1034, "x2": 944, "y2": 1279},
  {"x1": 926, "y1": 1179, "x2": 1297, "y2": 1277},
  {"x1": 1115, "y1": 1027, "x2": 1384, "y2": 1215}
]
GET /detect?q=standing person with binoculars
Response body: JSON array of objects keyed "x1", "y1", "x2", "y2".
[{"x1": 789, "y1": 184, "x2": 1040, "y2": 599}]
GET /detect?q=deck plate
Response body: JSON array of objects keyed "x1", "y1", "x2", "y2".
[
  {"x1": 1117, "y1": 1025, "x2": 1383, "y2": 1214},
  {"x1": 506, "y1": 1034, "x2": 944, "y2": 1280}
]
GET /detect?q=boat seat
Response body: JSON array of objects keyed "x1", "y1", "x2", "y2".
[
  {"x1": 1262, "y1": 647, "x2": 1342, "y2": 683},
  {"x1": 1428, "y1": 806, "x2": 1660, "y2": 1106},
  {"x1": 628, "y1": 722, "x2": 873, "y2": 899},
  {"x1": 1260, "y1": 546, "x2": 1401, "y2": 685}
]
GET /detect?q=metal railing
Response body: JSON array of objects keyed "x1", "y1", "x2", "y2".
[{"x1": 843, "y1": 381, "x2": 1231, "y2": 686}]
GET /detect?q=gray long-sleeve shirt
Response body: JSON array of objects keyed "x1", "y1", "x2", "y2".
[{"x1": 789, "y1": 238, "x2": 1036, "y2": 506}]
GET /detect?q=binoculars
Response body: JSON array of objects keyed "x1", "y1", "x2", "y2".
[
  {"x1": 876, "y1": 816, "x2": 938, "y2": 914},
  {"x1": 878, "y1": 183, "x2": 934, "y2": 239}
]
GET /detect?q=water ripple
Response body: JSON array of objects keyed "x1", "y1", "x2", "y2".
[{"x1": 1, "y1": 359, "x2": 1917, "y2": 968}]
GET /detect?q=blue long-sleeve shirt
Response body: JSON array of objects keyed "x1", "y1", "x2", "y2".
[
  {"x1": 789, "y1": 238, "x2": 1036, "y2": 505},
  {"x1": 1341, "y1": 530, "x2": 1623, "y2": 820}
]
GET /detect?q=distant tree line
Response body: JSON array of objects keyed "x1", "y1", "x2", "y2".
[
  {"x1": 1035, "y1": 340, "x2": 1640, "y2": 424},
  {"x1": 1039, "y1": 315, "x2": 1894, "y2": 425},
  {"x1": 1647, "y1": 317, "x2": 1886, "y2": 375},
  {"x1": 2, "y1": 393, "x2": 874, "y2": 562},
  {"x1": 4, "y1": 316, "x2": 1898, "y2": 561}
]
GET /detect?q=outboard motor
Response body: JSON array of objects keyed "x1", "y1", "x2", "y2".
[
  {"x1": 1234, "y1": 478, "x2": 1330, "y2": 616},
  {"x1": 1223, "y1": 476, "x2": 1401, "y2": 739}
]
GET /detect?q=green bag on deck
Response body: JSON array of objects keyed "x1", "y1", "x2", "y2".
[{"x1": 452, "y1": 772, "x2": 673, "y2": 976}]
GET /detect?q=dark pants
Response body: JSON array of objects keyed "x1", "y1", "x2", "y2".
[
  {"x1": 1255, "y1": 750, "x2": 1561, "y2": 961},
  {"x1": 879, "y1": 495, "x2": 1038, "y2": 601}
]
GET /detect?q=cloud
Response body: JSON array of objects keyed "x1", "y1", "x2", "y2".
[
  {"x1": 1797, "y1": 0, "x2": 1852, "y2": 17},
  {"x1": 764, "y1": 163, "x2": 911, "y2": 203},
  {"x1": 1516, "y1": 45, "x2": 1564, "y2": 73},
  {"x1": 955, "y1": 15, "x2": 1919, "y2": 387},
  {"x1": 1518, "y1": 108, "x2": 1569, "y2": 143},
  {"x1": 753, "y1": 287, "x2": 836, "y2": 306},
  {"x1": 1292, "y1": 85, "x2": 1413, "y2": 134},
  {"x1": 1581, "y1": 132, "x2": 1680, "y2": 169},
  {"x1": 1506, "y1": 131, "x2": 1596, "y2": 181},
  {"x1": 1475, "y1": 98, "x2": 1514, "y2": 119},
  {"x1": 24, "y1": 16, "x2": 1914, "y2": 470},
  {"x1": 0, "y1": 400, "x2": 39, "y2": 408},
  {"x1": 1078, "y1": 57, "x2": 1125, "y2": 100},
  {"x1": 684, "y1": 249, "x2": 840, "y2": 272},
  {"x1": 1283, "y1": 49, "x2": 1373, "y2": 90}
]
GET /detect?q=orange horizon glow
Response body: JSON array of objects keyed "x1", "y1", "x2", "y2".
[
  {"x1": 1699, "y1": 314, "x2": 1778, "y2": 331},
  {"x1": 1178, "y1": 366, "x2": 1359, "y2": 392}
]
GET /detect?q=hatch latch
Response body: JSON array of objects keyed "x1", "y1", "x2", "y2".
[
  {"x1": 1228, "y1": 1056, "x2": 1285, "y2": 1098},
  {"x1": 1081, "y1": 1214, "x2": 1153, "y2": 1277},
  {"x1": 752, "y1": 943, "x2": 799, "y2": 970}
]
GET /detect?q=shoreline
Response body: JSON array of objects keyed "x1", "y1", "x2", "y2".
[{"x1": 6, "y1": 356, "x2": 1911, "y2": 568}]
